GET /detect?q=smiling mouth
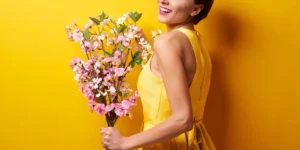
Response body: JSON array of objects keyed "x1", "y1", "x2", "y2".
[{"x1": 159, "y1": 7, "x2": 172, "y2": 14}]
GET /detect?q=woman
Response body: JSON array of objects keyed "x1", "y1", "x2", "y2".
[{"x1": 101, "y1": 0, "x2": 215, "y2": 149}]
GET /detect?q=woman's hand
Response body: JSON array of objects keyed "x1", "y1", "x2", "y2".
[
  {"x1": 135, "y1": 28, "x2": 147, "y2": 43},
  {"x1": 135, "y1": 28, "x2": 148, "y2": 52},
  {"x1": 100, "y1": 127, "x2": 128, "y2": 150}
]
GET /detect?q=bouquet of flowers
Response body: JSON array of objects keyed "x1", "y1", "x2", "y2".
[{"x1": 65, "y1": 11, "x2": 158, "y2": 127}]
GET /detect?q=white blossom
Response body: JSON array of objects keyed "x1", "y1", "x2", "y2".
[{"x1": 117, "y1": 17, "x2": 126, "y2": 25}]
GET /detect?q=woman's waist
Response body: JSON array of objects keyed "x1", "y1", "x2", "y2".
[{"x1": 143, "y1": 116, "x2": 203, "y2": 127}]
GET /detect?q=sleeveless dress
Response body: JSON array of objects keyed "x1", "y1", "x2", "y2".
[{"x1": 137, "y1": 28, "x2": 216, "y2": 150}]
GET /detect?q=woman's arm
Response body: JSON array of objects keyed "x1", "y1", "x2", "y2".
[
  {"x1": 101, "y1": 32, "x2": 193, "y2": 150},
  {"x1": 124, "y1": 33, "x2": 193, "y2": 149}
]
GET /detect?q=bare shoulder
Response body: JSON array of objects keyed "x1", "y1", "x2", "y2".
[{"x1": 154, "y1": 30, "x2": 189, "y2": 57}]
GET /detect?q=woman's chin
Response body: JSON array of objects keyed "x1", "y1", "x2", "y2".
[{"x1": 157, "y1": 17, "x2": 170, "y2": 24}]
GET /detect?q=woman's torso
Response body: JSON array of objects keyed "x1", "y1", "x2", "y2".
[{"x1": 137, "y1": 27, "x2": 214, "y2": 150}]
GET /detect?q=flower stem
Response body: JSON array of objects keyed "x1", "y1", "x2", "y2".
[
  {"x1": 123, "y1": 48, "x2": 130, "y2": 68},
  {"x1": 85, "y1": 50, "x2": 90, "y2": 59}
]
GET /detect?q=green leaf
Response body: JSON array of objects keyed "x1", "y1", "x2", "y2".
[
  {"x1": 128, "y1": 12, "x2": 134, "y2": 21},
  {"x1": 133, "y1": 51, "x2": 140, "y2": 59},
  {"x1": 83, "y1": 29, "x2": 91, "y2": 41},
  {"x1": 129, "y1": 12, "x2": 142, "y2": 23},
  {"x1": 105, "y1": 51, "x2": 113, "y2": 57},
  {"x1": 89, "y1": 17, "x2": 100, "y2": 25},
  {"x1": 113, "y1": 20, "x2": 117, "y2": 28},
  {"x1": 131, "y1": 60, "x2": 136, "y2": 68},
  {"x1": 118, "y1": 43, "x2": 126, "y2": 51},
  {"x1": 135, "y1": 58, "x2": 143, "y2": 65},
  {"x1": 117, "y1": 25, "x2": 127, "y2": 34},
  {"x1": 135, "y1": 13, "x2": 142, "y2": 22},
  {"x1": 124, "y1": 93, "x2": 129, "y2": 97},
  {"x1": 116, "y1": 90, "x2": 123, "y2": 97},
  {"x1": 99, "y1": 11, "x2": 106, "y2": 22}
]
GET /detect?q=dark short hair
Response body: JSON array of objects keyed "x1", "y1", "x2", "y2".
[{"x1": 193, "y1": 0, "x2": 214, "y2": 24}]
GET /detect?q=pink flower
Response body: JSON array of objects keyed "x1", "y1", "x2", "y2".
[
  {"x1": 118, "y1": 35, "x2": 124, "y2": 41},
  {"x1": 84, "y1": 60, "x2": 94, "y2": 71},
  {"x1": 88, "y1": 99, "x2": 95, "y2": 112},
  {"x1": 102, "y1": 56, "x2": 120, "y2": 66},
  {"x1": 72, "y1": 28, "x2": 83, "y2": 42},
  {"x1": 126, "y1": 67, "x2": 132, "y2": 72},
  {"x1": 121, "y1": 100, "x2": 132, "y2": 110},
  {"x1": 120, "y1": 87, "x2": 127, "y2": 92},
  {"x1": 106, "y1": 38, "x2": 114, "y2": 46},
  {"x1": 66, "y1": 31, "x2": 73, "y2": 41},
  {"x1": 114, "y1": 104, "x2": 126, "y2": 117},
  {"x1": 102, "y1": 57, "x2": 114, "y2": 63},
  {"x1": 118, "y1": 36, "x2": 130, "y2": 47},
  {"x1": 76, "y1": 67, "x2": 84, "y2": 74},
  {"x1": 134, "y1": 91, "x2": 139, "y2": 97},
  {"x1": 113, "y1": 67, "x2": 125, "y2": 77},
  {"x1": 114, "y1": 50, "x2": 121, "y2": 57},
  {"x1": 83, "y1": 86, "x2": 93, "y2": 98},
  {"x1": 129, "y1": 25, "x2": 139, "y2": 32},
  {"x1": 84, "y1": 20, "x2": 94, "y2": 30},
  {"x1": 104, "y1": 73, "x2": 112, "y2": 81},
  {"x1": 103, "y1": 69, "x2": 111, "y2": 75},
  {"x1": 102, "y1": 57, "x2": 119, "y2": 66},
  {"x1": 94, "y1": 61, "x2": 101, "y2": 70},
  {"x1": 102, "y1": 72, "x2": 113, "y2": 86},
  {"x1": 102, "y1": 80, "x2": 109, "y2": 86},
  {"x1": 129, "y1": 91, "x2": 139, "y2": 105},
  {"x1": 83, "y1": 86, "x2": 91, "y2": 94},
  {"x1": 92, "y1": 78, "x2": 102, "y2": 89},
  {"x1": 122, "y1": 39, "x2": 130, "y2": 47},
  {"x1": 93, "y1": 41, "x2": 102, "y2": 50},
  {"x1": 95, "y1": 70, "x2": 100, "y2": 74},
  {"x1": 107, "y1": 82, "x2": 112, "y2": 87},
  {"x1": 74, "y1": 74, "x2": 80, "y2": 81},
  {"x1": 70, "y1": 58, "x2": 82, "y2": 68},
  {"x1": 80, "y1": 41, "x2": 93, "y2": 54},
  {"x1": 93, "y1": 78, "x2": 102, "y2": 84},
  {"x1": 108, "y1": 86, "x2": 116, "y2": 94},
  {"x1": 114, "y1": 100, "x2": 134, "y2": 117},
  {"x1": 105, "y1": 103, "x2": 115, "y2": 112},
  {"x1": 81, "y1": 72, "x2": 88, "y2": 80},
  {"x1": 129, "y1": 96, "x2": 137, "y2": 105},
  {"x1": 87, "y1": 93, "x2": 94, "y2": 101},
  {"x1": 94, "y1": 104, "x2": 107, "y2": 115}
]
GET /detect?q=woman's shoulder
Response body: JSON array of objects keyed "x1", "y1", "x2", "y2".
[{"x1": 153, "y1": 30, "x2": 190, "y2": 54}]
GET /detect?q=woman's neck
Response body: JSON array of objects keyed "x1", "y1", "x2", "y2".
[{"x1": 166, "y1": 23, "x2": 195, "y2": 32}]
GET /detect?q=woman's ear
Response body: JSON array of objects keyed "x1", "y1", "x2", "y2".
[{"x1": 191, "y1": 5, "x2": 204, "y2": 17}]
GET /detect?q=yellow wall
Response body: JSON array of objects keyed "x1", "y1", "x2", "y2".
[{"x1": 0, "y1": 0, "x2": 299, "y2": 150}]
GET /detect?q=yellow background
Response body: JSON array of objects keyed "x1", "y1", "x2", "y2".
[{"x1": 0, "y1": 0, "x2": 299, "y2": 150}]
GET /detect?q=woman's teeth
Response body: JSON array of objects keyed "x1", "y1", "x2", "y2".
[{"x1": 160, "y1": 7, "x2": 172, "y2": 13}]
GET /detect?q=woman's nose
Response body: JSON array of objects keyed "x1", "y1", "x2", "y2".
[{"x1": 158, "y1": 0, "x2": 169, "y2": 5}]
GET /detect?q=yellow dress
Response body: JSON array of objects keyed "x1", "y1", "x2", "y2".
[{"x1": 137, "y1": 28, "x2": 216, "y2": 150}]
